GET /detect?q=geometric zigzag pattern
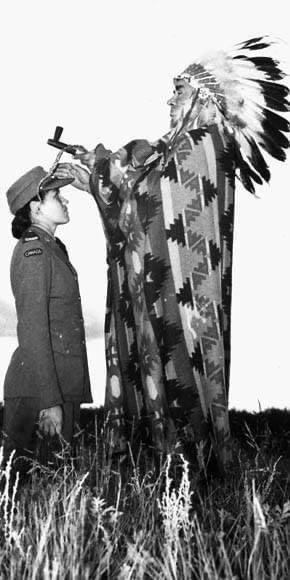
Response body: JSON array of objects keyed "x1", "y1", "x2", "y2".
[
  {"x1": 90, "y1": 124, "x2": 234, "y2": 466},
  {"x1": 160, "y1": 127, "x2": 234, "y2": 464}
]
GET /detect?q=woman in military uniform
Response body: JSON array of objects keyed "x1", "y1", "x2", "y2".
[{"x1": 3, "y1": 166, "x2": 92, "y2": 472}]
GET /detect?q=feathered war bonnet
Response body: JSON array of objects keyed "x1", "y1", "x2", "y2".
[{"x1": 175, "y1": 36, "x2": 290, "y2": 193}]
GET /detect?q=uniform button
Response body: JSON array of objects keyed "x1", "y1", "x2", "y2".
[
  {"x1": 78, "y1": 296, "x2": 81, "y2": 301},
  {"x1": 81, "y1": 339, "x2": 85, "y2": 345}
]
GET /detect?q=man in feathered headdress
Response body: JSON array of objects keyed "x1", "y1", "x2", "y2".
[{"x1": 56, "y1": 37, "x2": 289, "y2": 474}]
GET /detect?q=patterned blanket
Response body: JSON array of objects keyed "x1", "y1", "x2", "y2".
[{"x1": 90, "y1": 123, "x2": 234, "y2": 467}]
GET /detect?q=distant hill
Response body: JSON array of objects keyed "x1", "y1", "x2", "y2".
[
  {"x1": 0, "y1": 300, "x2": 16, "y2": 336},
  {"x1": 0, "y1": 300, "x2": 102, "y2": 339}
]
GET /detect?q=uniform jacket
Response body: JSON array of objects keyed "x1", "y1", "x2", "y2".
[{"x1": 4, "y1": 225, "x2": 92, "y2": 409}]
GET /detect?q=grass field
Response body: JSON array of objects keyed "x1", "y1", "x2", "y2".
[{"x1": 1, "y1": 407, "x2": 290, "y2": 579}]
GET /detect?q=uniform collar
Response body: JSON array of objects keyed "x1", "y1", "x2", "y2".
[
  {"x1": 29, "y1": 225, "x2": 75, "y2": 273},
  {"x1": 30, "y1": 224, "x2": 56, "y2": 243}
]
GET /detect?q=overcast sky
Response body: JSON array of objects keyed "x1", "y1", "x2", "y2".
[{"x1": 0, "y1": 0, "x2": 289, "y2": 410}]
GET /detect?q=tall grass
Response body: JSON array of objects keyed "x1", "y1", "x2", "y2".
[{"x1": 1, "y1": 410, "x2": 290, "y2": 579}]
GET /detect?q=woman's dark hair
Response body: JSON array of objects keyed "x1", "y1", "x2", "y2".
[{"x1": 11, "y1": 192, "x2": 45, "y2": 239}]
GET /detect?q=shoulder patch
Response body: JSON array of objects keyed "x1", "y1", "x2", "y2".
[
  {"x1": 24, "y1": 248, "x2": 43, "y2": 258},
  {"x1": 23, "y1": 231, "x2": 40, "y2": 243}
]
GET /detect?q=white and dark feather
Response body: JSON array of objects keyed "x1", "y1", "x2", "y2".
[{"x1": 181, "y1": 36, "x2": 290, "y2": 193}]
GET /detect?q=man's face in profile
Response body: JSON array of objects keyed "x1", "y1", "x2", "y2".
[{"x1": 167, "y1": 78, "x2": 195, "y2": 127}]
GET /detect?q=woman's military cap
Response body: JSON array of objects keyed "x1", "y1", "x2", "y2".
[{"x1": 6, "y1": 166, "x2": 74, "y2": 214}]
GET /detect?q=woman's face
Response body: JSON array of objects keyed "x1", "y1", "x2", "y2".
[{"x1": 39, "y1": 188, "x2": 69, "y2": 226}]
